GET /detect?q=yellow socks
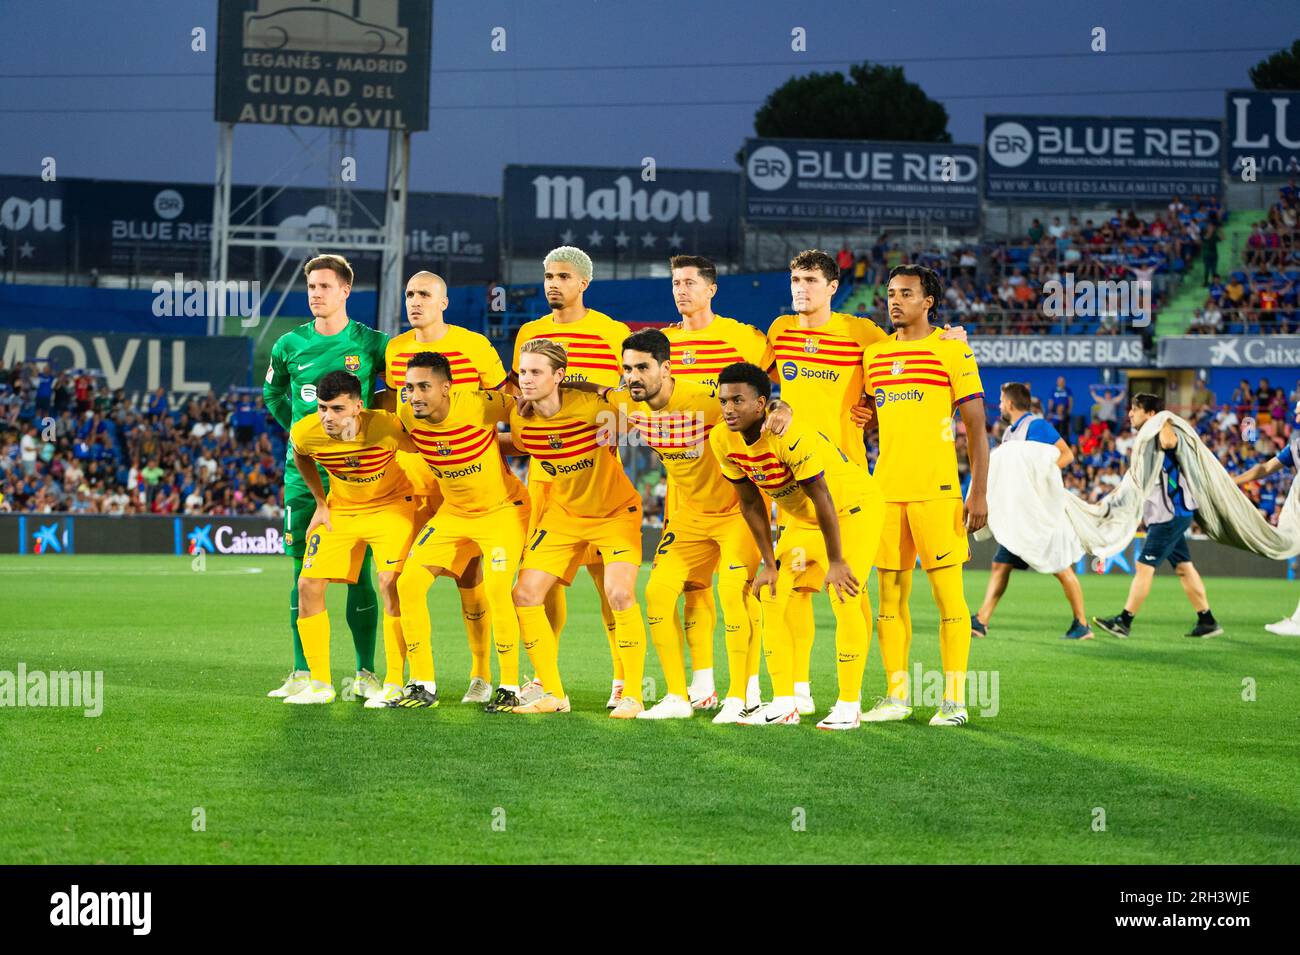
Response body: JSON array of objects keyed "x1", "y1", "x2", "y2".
[
  {"x1": 517, "y1": 604, "x2": 564, "y2": 698},
  {"x1": 758, "y1": 587, "x2": 794, "y2": 699},
  {"x1": 612, "y1": 606, "x2": 648, "y2": 702},
  {"x1": 745, "y1": 589, "x2": 763, "y2": 681},
  {"x1": 397, "y1": 565, "x2": 436, "y2": 683},
  {"x1": 459, "y1": 582, "x2": 492, "y2": 682},
  {"x1": 718, "y1": 581, "x2": 751, "y2": 701},
  {"x1": 645, "y1": 580, "x2": 689, "y2": 698},
  {"x1": 382, "y1": 613, "x2": 407, "y2": 687},
  {"x1": 788, "y1": 590, "x2": 816, "y2": 685},
  {"x1": 544, "y1": 585, "x2": 567, "y2": 641},
  {"x1": 683, "y1": 588, "x2": 715, "y2": 672},
  {"x1": 928, "y1": 563, "x2": 971, "y2": 705},
  {"x1": 484, "y1": 573, "x2": 520, "y2": 688},
  {"x1": 876, "y1": 569, "x2": 910, "y2": 701},
  {"x1": 297, "y1": 609, "x2": 331, "y2": 684},
  {"x1": 830, "y1": 590, "x2": 872, "y2": 704}
]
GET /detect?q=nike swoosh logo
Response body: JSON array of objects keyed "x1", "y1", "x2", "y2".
[
  {"x1": 612, "y1": 549, "x2": 629, "y2": 555},
  {"x1": 764, "y1": 712, "x2": 788, "y2": 723},
  {"x1": 935, "y1": 551, "x2": 951, "y2": 561},
  {"x1": 963, "y1": 353, "x2": 973, "y2": 359},
  {"x1": 298, "y1": 362, "x2": 315, "y2": 370},
  {"x1": 385, "y1": 559, "x2": 400, "y2": 564},
  {"x1": 788, "y1": 438, "x2": 801, "y2": 450},
  {"x1": 727, "y1": 564, "x2": 744, "y2": 570}
]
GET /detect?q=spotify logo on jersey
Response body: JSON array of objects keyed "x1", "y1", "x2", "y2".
[
  {"x1": 781, "y1": 361, "x2": 799, "y2": 381},
  {"x1": 300, "y1": 384, "x2": 317, "y2": 403},
  {"x1": 541, "y1": 461, "x2": 558, "y2": 477},
  {"x1": 874, "y1": 388, "x2": 886, "y2": 408}
]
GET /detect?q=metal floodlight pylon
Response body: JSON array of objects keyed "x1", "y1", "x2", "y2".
[{"x1": 209, "y1": 122, "x2": 410, "y2": 342}]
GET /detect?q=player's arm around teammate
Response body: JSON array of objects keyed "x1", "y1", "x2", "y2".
[
  {"x1": 393, "y1": 352, "x2": 532, "y2": 713},
  {"x1": 288, "y1": 373, "x2": 421, "y2": 706}
]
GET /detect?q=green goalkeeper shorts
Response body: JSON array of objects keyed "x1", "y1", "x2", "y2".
[{"x1": 283, "y1": 464, "x2": 330, "y2": 559}]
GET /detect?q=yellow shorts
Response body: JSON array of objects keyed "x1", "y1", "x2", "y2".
[
  {"x1": 398, "y1": 450, "x2": 440, "y2": 524},
  {"x1": 529, "y1": 481, "x2": 605, "y2": 582},
  {"x1": 302, "y1": 498, "x2": 418, "y2": 582},
  {"x1": 521, "y1": 503, "x2": 642, "y2": 578},
  {"x1": 874, "y1": 498, "x2": 968, "y2": 571},
  {"x1": 776, "y1": 499, "x2": 884, "y2": 591},
  {"x1": 407, "y1": 499, "x2": 531, "y2": 578},
  {"x1": 650, "y1": 509, "x2": 760, "y2": 589}
]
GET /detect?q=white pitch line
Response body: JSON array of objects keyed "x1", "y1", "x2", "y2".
[{"x1": 0, "y1": 567, "x2": 267, "y2": 576}]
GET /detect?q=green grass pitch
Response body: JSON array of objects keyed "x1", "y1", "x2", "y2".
[{"x1": 1, "y1": 554, "x2": 1296, "y2": 864}]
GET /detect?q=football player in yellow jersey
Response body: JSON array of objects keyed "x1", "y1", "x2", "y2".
[
  {"x1": 660, "y1": 254, "x2": 775, "y2": 707},
  {"x1": 394, "y1": 351, "x2": 537, "y2": 714},
  {"x1": 767, "y1": 249, "x2": 968, "y2": 716},
  {"x1": 862, "y1": 264, "x2": 988, "y2": 728},
  {"x1": 507, "y1": 246, "x2": 626, "y2": 708},
  {"x1": 507, "y1": 338, "x2": 648, "y2": 717},
  {"x1": 288, "y1": 371, "x2": 422, "y2": 706},
  {"x1": 711, "y1": 362, "x2": 886, "y2": 729},
  {"x1": 598, "y1": 329, "x2": 792, "y2": 722},
  {"x1": 384, "y1": 271, "x2": 509, "y2": 705}
]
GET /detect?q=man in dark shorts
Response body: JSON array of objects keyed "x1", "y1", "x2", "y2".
[
  {"x1": 1093, "y1": 394, "x2": 1222, "y2": 640},
  {"x1": 972, "y1": 383, "x2": 1091, "y2": 640}
]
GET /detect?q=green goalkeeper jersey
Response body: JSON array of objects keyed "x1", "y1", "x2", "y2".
[{"x1": 263, "y1": 319, "x2": 390, "y2": 469}]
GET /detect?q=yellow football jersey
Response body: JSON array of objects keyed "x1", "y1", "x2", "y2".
[
  {"x1": 603, "y1": 378, "x2": 736, "y2": 518},
  {"x1": 863, "y1": 328, "x2": 985, "y2": 503},
  {"x1": 664, "y1": 315, "x2": 775, "y2": 390},
  {"x1": 509, "y1": 390, "x2": 638, "y2": 520},
  {"x1": 386, "y1": 325, "x2": 507, "y2": 401},
  {"x1": 710, "y1": 417, "x2": 875, "y2": 525},
  {"x1": 512, "y1": 308, "x2": 630, "y2": 388},
  {"x1": 767, "y1": 311, "x2": 886, "y2": 470},
  {"x1": 290, "y1": 409, "x2": 415, "y2": 513},
  {"x1": 398, "y1": 390, "x2": 526, "y2": 515}
]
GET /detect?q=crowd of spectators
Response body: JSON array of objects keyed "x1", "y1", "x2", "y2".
[
  {"x1": 1188, "y1": 181, "x2": 1300, "y2": 335},
  {"x1": 1, "y1": 361, "x2": 283, "y2": 516},
  {"x1": 834, "y1": 194, "x2": 1222, "y2": 337}
]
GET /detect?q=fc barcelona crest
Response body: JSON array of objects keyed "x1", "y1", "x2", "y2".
[
  {"x1": 681, "y1": 350, "x2": 696, "y2": 366},
  {"x1": 344, "y1": 354, "x2": 361, "y2": 372},
  {"x1": 435, "y1": 441, "x2": 452, "y2": 456},
  {"x1": 891, "y1": 360, "x2": 905, "y2": 376},
  {"x1": 548, "y1": 434, "x2": 564, "y2": 450},
  {"x1": 344, "y1": 456, "x2": 362, "y2": 468},
  {"x1": 803, "y1": 338, "x2": 819, "y2": 354}
]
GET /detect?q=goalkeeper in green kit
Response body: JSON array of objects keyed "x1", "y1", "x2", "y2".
[{"x1": 262, "y1": 254, "x2": 391, "y2": 700}]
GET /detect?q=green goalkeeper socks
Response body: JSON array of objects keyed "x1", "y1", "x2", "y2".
[
  {"x1": 289, "y1": 557, "x2": 309, "y2": 672},
  {"x1": 346, "y1": 550, "x2": 379, "y2": 673}
]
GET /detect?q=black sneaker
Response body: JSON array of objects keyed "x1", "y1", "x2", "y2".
[
  {"x1": 970, "y1": 615, "x2": 987, "y2": 638},
  {"x1": 1186, "y1": 620, "x2": 1223, "y2": 638},
  {"x1": 1092, "y1": 614, "x2": 1130, "y2": 639},
  {"x1": 1063, "y1": 619, "x2": 1094, "y2": 640},
  {"x1": 389, "y1": 683, "x2": 439, "y2": 708},
  {"x1": 484, "y1": 686, "x2": 522, "y2": 713}
]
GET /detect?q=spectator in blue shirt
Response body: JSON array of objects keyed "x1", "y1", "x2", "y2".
[
  {"x1": 1048, "y1": 375, "x2": 1073, "y2": 436},
  {"x1": 973, "y1": 382, "x2": 1092, "y2": 641}
]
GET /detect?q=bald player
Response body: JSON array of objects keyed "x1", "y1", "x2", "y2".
[{"x1": 384, "y1": 271, "x2": 508, "y2": 704}]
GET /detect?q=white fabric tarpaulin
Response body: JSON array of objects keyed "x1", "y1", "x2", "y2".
[{"x1": 981, "y1": 412, "x2": 1300, "y2": 568}]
